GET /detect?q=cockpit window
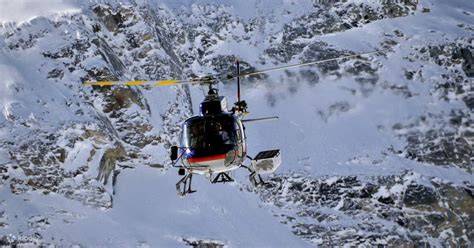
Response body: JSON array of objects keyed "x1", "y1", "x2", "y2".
[{"x1": 182, "y1": 116, "x2": 236, "y2": 149}]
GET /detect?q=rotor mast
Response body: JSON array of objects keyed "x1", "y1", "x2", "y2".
[
  {"x1": 233, "y1": 59, "x2": 248, "y2": 114},
  {"x1": 236, "y1": 59, "x2": 241, "y2": 103}
]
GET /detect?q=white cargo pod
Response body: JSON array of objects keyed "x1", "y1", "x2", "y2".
[{"x1": 251, "y1": 149, "x2": 281, "y2": 174}]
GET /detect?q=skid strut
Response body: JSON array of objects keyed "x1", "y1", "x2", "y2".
[
  {"x1": 241, "y1": 164, "x2": 267, "y2": 187},
  {"x1": 249, "y1": 171, "x2": 266, "y2": 187},
  {"x1": 176, "y1": 173, "x2": 197, "y2": 196},
  {"x1": 211, "y1": 172, "x2": 234, "y2": 184}
]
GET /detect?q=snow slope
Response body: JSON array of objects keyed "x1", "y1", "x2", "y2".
[{"x1": 0, "y1": 167, "x2": 308, "y2": 247}]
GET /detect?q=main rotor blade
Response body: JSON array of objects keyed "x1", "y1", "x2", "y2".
[
  {"x1": 82, "y1": 50, "x2": 385, "y2": 87},
  {"x1": 82, "y1": 79, "x2": 183, "y2": 86},
  {"x1": 232, "y1": 49, "x2": 386, "y2": 80},
  {"x1": 82, "y1": 76, "x2": 222, "y2": 86}
]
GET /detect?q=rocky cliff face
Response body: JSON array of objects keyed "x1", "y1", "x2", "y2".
[
  {"x1": 0, "y1": 0, "x2": 472, "y2": 246},
  {"x1": 256, "y1": 171, "x2": 473, "y2": 246},
  {"x1": 1, "y1": 2, "x2": 194, "y2": 210}
]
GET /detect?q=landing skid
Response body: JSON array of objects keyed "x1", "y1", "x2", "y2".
[
  {"x1": 241, "y1": 164, "x2": 267, "y2": 187},
  {"x1": 174, "y1": 150, "x2": 277, "y2": 196},
  {"x1": 249, "y1": 171, "x2": 267, "y2": 187},
  {"x1": 211, "y1": 172, "x2": 234, "y2": 184},
  {"x1": 176, "y1": 173, "x2": 197, "y2": 196}
]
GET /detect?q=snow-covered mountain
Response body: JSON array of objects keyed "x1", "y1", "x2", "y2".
[{"x1": 0, "y1": 0, "x2": 472, "y2": 246}]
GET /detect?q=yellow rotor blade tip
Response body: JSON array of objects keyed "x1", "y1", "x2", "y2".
[
  {"x1": 125, "y1": 81, "x2": 146, "y2": 86},
  {"x1": 156, "y1": 80, "x2": 178, "y2": 86},
  {"x1": 83, "y1": 81, "x2": 114, "y2": 86}
]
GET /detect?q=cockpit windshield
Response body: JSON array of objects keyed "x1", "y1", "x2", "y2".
[{"x1": 182, "y1": 116, "x2": 237, "y2": 149}]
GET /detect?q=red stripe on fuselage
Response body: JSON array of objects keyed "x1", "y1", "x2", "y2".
[{"x1": 187, "y1": 154, "x2": 226, "y2": 163}]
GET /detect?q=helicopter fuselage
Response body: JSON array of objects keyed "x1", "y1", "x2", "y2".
[{"x1": 178, "y1": 93, "x2": 247, "y2": 176}]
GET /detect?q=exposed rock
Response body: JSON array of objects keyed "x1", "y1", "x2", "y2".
[
  {"x1": 47, "y1": 68, "x2": 64, "y2": 79},
  {"x1": 93, "y1": 5, "x2": 126, "y2": 33},
  {"x1": 81, "y1": 129, "x2": 110, "y2": 144},
  {"x1": 394, "y1": 110, "x2": 473, "y2": 171},
  {"x1": 0, "y1": 234, "x2": 46, "y2": 247},
  {"x1": 255, "y1": 171, "x2": 473, "y2": 246},
  {"x1": 461, "y1": 47, "x2": 474, "y2": 77},
  {"x1": 90, "y1": 37, "x2": 127, "y2": 76},
  {"x1": 28, "y1": 215, "x2": 50, "y2": 230},
  {"x1": 55, "y1": 148, "x2": 66, "y2": 163},
  {"x1": 393, "y1": 41, "x2": 473, "y2": 171},
  {"x1": 97, "y1": 142, "x2": 125, "y2": 185},
  {"x1": 403, "y1": 184, "x2": 437, "y2": 207},
  {"x1": 84, "y1": 67, "x2": 117, "y2": 83},
  {"x1": 463, "y1": 94, "x2": 474, "y2": 110},
  {"x1": 103, "y1": 88, "x2": 144, "y2": 113},
  {"x1": 413, "y1": 41, "x2": 473, "y2": 108},
  {"x1": 182, "y1": 238, "x2": 226, "y2": 248}
]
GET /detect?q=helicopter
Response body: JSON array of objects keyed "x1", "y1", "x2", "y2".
[{"x1": 84, "y1": 50, "x2": 384, "y2": 196}]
